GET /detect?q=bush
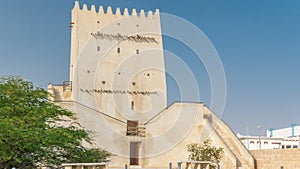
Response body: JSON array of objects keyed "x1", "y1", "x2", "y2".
[{"x1": 187, "y1": 140, "x2": 223, "y2": 169}]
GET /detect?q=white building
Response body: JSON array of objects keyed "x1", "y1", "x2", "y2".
[
  {"x1": 238, "y1": 125, "x2": 300, "y2": 150},
  {"x1": 238, "y1": 134, "x2": 282, "y2": 150},
  {"x1": 267, "y1": 124, "x2": 300, "y2": 138}
]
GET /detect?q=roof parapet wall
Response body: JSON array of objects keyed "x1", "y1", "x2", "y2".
[{"x1": 73, "y1": 1, "x2": 160, "y2": 17}]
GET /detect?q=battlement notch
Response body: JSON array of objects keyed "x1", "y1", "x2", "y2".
[{"x1": 73, "y1": 1, "x2": 159, "y2": 17}]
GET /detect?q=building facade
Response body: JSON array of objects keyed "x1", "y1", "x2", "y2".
[
  {"x1": 48, "y1": 2, "x2": 255, "y2": 169},
  {"x1": 267, "y1": 124, "x2": 300, "y2": 138},
  {"x1": 238, "y1": 125, "x2": 300, "y2": 150}
]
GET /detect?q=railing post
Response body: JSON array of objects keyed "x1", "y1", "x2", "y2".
[
  {"x1": 206, "y1": 163, "x2": 210, "y2": 169},
  {"x1": 169, "y1": 162, "x2": 172, "y2": 169},
  {"x1": 177, "y1": 161, "x2": 182, "y2": 169}
]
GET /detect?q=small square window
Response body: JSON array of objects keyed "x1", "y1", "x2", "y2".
[
  {"x1": 117, "y1": 47, "x2": 120, "y2": 53},
  {"x1": 136, "y1": 49, "x2": 139, "y2": 54},
  {"x1": 132, "y1": 82, "x2": 136, "y2": 86},
  {"x1": 97, "y1": 46, "x2": 100, "y2": 51},
  {"x1": 102, "y1": 81, "x2": 106, "y2": 84}
]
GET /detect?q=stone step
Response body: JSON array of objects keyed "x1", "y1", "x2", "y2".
[{"x1": 215, "y1": 126, "x2": 253, "y2": 169}]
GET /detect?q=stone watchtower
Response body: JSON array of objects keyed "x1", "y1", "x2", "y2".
[
  {"x1": 69, "y1": 1, "x2": 167, "y2": 122},
  {"x1": 48, "y1": 2, "x2": 256, "y2": 168}
]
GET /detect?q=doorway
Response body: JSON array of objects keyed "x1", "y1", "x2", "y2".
[{"x1": 130, "y1": 142, "x2": 141, "y2": 165}]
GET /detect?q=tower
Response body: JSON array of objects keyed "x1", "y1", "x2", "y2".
[
  {"x1": 70, "y1": 1, "x2": 167, "y2": 122},
  {"x1": 48, "y1": 2, "x2": 256, "y2": 168}
]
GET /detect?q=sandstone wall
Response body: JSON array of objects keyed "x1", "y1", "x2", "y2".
[{"x1": 251, "y1": 149, "x2": 300, "y2": 169}]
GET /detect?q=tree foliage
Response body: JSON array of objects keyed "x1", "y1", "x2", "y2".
[
  {"x1": 187, "y1": 140, "x2": 223, "y2": 169},
  {"x1": 0, "y1": 76, "x2": 111, "y2": 169}
]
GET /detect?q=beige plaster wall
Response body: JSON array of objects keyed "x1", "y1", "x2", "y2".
[
  {"x1": 55, "y1": 101, "x2": 255, "y2": 169},
  {"x1": 70, "y1": 2, "x2": 166, "y2": 119}
]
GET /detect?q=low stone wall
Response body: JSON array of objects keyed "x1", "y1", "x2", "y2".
[{"x1": 251, "y1": 149, "x2": 300, "y2": 169}]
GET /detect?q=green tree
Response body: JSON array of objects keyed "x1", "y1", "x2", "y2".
[
  {"x1": 187, "y1": 140, "x2": 223, "y2": 169},
  {"x1": 0, "y1": 76, "x2": 111, "y2": 169}
]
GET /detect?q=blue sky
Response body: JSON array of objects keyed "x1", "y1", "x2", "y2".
[{"x1": 0, "y1": 0, "x2": 299, "y2": 135}]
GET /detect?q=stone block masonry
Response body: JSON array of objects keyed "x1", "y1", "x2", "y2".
[{"x1": 251, "y1": 149, "x2": 300, "y2": 169}]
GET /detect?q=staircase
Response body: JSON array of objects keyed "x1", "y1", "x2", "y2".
[
  {"x1": 204, "y1": 109, "x2": 255, "y2": 169},
  {"x1": 215, "y1": 125, "x2": 252, "y2": 168}
]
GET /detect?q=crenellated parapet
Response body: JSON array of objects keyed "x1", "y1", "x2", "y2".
[{"x1": 73, "y1": 1, "x2": 159, "y2": 17}]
